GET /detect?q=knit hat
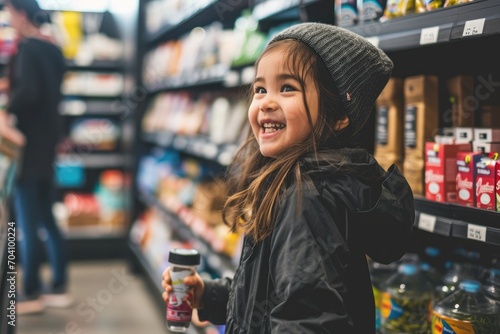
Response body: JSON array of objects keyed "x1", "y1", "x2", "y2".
[{"x1": 269, "y1": 22, "x2": 393, "y2": 135}]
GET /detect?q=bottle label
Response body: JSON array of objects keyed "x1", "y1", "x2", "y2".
[
  {"x1": 372, "y1": 286, "x2": 382, "y2": 329},
  {"x1": 432, "y1": 312, "x2": 475, "y2": 334},
  {"x1": 167, "y1": 268, "x2": 194, "y2": 323},
  {"x1": 381, "y1": 293, "x2": 404, "y2": 320}
]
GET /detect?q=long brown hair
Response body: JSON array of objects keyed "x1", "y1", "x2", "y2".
[{"x1": 223, "y1": 39, "x2": 349, "y2": 242}]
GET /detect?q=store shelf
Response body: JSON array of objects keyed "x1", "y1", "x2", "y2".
[
  {"x1": 60, "y1": 100, "x2": 124, "y2": 116},
  {"x1": 252, "y1": 0, "x2": 321, "y2": 21},
  {"x1": 66, "y1": 60, "x2": 125, "y2": 72},
  {"x1": 56, "y1": 153, "x2": 125, "y2": 168},
  {"x1": 347, "y1": 0, "x2": 500, "y2": 51},
  {"x1": 146, "y1": 0, "x2": 247, "y2": 47},
  {"x1": 139, "y1": 190, "x2": 236, "y2": 277},
  {"x1": 146, "y1": 64, "x2": 229, "y2": 94},
  {"x1": 142, "y1": 132, "x2": 238, "y2": 166},
  {"x1": 414, "y1": 197, "x2": 500, "y2": 247}
]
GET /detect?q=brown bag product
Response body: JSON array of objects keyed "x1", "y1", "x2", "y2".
[
  {"x1": 403, "y1": 75, "x2": 439, "y2": 196},
  {"x1": 446, "y1": 75, "x2": 475, "y2": 127},
  {"x1": 374, "y1": 77, "x2": 405, "y2": 171},
  {"x1": 479, "y1": 105, "x2": 500, "y2": 128}
]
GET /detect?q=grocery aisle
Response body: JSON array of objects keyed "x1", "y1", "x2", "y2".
[{"x1": 18, "y1": 260, "x2": 167, "y2": 334}]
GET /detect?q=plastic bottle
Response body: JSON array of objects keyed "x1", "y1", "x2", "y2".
[
  {"x1": 381, "y1": 263, "x2": 434, "y2": 334},
  {"x1": 435, "y1": 262, "x2": 486, "y2": 301},
  {"x1": 432, "y1": 280, "x2": 500, "y2": 334},
  {"x1": 484, "y1": 268, "x2": 500, "y2": 304},
  {"x1": 369, "y1": 260, "x2": 398, "y2": 333},
  {"x1": 166, "y1": 248, "x2": 201, "y2": 332}
]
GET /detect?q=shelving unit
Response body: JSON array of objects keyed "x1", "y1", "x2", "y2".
[{"x1": 130, "y1": 0, "x2": 500, "y2": 332}]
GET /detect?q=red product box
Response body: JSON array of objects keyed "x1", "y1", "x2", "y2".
[
  {"x1": 497, "y1": 162, "x2": 500, "y2": 212},
  {"x1": 456, "y1": 152, "x2": 484, "y2": 207},
  {"x1": 475, "y1": 158, "x2": 498, "y2": 211},
  {"x1": 425, "y1": 142, "x2": 471, "y2": 202}
]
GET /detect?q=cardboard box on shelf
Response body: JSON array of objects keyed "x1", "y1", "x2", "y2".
[
  {"x1": 425, "y1": 142, "x2": 471, "y2": 203},
  {"x1": 474, "y1": 128, "x2": 500, "y2": 143},
  {"x1": 456, "y1": 152, "x2": 484, "y2": 207},
  {"x1": 479, "y1": 105, "x2": 500, "y2": 128},
  {"x1": 472, "y1": 141, "x2": 500, "y2": 155},
  {"x1": 446, "y1": 75, "x2": 475, "y2": 127},
  {"x1": 374, "y1": 77, "x2": 405, "y2": 171},
  {"x1": 403, "y1": 75, "x2": 439, "y2": 196},
  {"x1": 475, "y1": 157, "x2": 498, "y2": 211}
]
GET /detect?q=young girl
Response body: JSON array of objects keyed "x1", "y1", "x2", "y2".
[{"x1": 162, "y1": 22, "x2": 414, "y2": 333}]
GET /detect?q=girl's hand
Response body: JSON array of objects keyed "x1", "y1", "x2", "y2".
[{"x1": 161, "y1": 267, "x2": 206, "y2": 309}]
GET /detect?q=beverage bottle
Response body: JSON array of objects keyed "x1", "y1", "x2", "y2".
[
  {"x1": 381, "y1": 263, "x2": 434, "y2": 334},
  {"x1": 369, "y1": 260, "x2": 398, "y2": 333},
  {"x1": 435, "y1": 262, "x2": 486, "y2": 300},
  {"x1": 432, "y1": 280, "x2": 500, "y2": 334},
  {"x1": 166, "y1": 248, "x2": 201, "y2": 332},
  {"x1": 484, "y1": 268, "x2": 500, "y2": 304}
]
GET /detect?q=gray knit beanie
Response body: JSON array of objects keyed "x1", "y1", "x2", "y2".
[{"x1": 269, "y1": 22, "x2": 393, "y2": 136}]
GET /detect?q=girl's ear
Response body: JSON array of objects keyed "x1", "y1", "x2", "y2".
[{"x1": 334, "y1": 116, "x2": 349, "y2": 131}]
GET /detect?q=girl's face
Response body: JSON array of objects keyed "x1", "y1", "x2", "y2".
[{"x1": 248, "y1": 46, "x2": 319, "y2": 158}]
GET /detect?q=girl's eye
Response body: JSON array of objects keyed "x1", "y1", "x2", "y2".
[
  {"x1": 281, "y1": 85, "x2": 295, "y2": 92},
  {"x1": 255, "y1": 87, "x2": 266, "y2": 94}
]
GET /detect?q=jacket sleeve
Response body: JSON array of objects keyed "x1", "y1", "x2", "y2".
[
  {"x1": 360, "y1": 164, "x2": 415, "y2": 264},
  {"x1": 7, "y1": 43, "x2": 42, "y2": 119},
  {"x1": 268, "y1": 187, "x2": 353, "y2": 333},
  {"x1": 197, "y1": 277, "x2": 232, "y2": 325}
]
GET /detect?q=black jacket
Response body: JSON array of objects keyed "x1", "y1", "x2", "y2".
[
  {"x1": 198, "y1": 148, "x2": 415, "y2": 333},
  {"x1": 7, "y1": 38, "x2": 66, "y2": 180}
]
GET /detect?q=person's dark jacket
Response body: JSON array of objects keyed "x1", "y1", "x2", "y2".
[
  {"x1": 7, "y1": 37, "x2": 66, "y2": 180},
  {"x1": 198, "y1": 148, "x2": 415, "y2": 333}
]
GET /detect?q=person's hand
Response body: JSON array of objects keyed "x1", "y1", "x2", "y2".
[{"x1": 161, "y1": 267, "x2": 205, "y2": 309}]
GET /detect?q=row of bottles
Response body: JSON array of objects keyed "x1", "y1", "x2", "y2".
[{"x1": 370, "y1": 248, "x2": 500, "y2": 333}]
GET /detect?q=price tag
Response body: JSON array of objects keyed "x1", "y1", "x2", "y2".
[
  {"x1": 467, "y1": 224, "x2": 487, "y2": 242},
  {"x1": 418, "y1": 213, "x2": 436, "y2": 233},
  {"x1": 420, "y1": 26, "x2": 440, "y2": 45},
  {"x1": 463, "y1": 18, "x2": 485, "y2": 36}
]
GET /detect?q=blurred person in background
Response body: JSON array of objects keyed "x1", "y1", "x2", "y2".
[{"x1": 4, "y1": 0, "x2": 70, "y2": 315}]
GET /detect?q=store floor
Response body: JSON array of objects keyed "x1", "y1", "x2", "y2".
[{"x1": 18, "y1": 260, "x2": 167, "y2": 334}]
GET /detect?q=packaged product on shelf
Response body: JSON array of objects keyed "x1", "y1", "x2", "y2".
[
  {"x1": 359, "y1": 0, "x2": 387, "y2": 22},
  {"x1": 415, "y1": 0, "x2": 443, "y2": 12},
  {"x1": 443, "y1": 0, "x2": 475, "y2": 8},
  {"x1": 432, "y1": 280, "x2": 500, "y2": 334},
  {"x1": 472, "y1": 141, "x2": 500, "y2": 155},
  {"x1": 484, "y1": 268, "x2": 500, "y2": 304},
  {"x1": 374, "y1": 77, "x2": 405, "y2": 171},
  {"x1": 424, "y1": 142, "x2": 471, "y2": 203},
  {"x1": 452, "y1": 127, "x2": 474, "y2": 144},
  {"x1": 95, "y1": 170, "x2": 127, "y2": 228},
  {"x1": 474, "y1": 128, "x2": 500, "y2": 143},
  {"x1": 335, "y1": 0, "x2": 358, "y2": 27},
  {"x1": 445, "y1": 75, "x2": 475, "y2": 127},
  {"x1": 231, "y1": 10, "x2": 267, "y2": 67},
  {"x1": 368, "y1": 259, "x2": 399, "y2": 332},
  {"x1": 474, "y1": 157, "x2": 498, "y2": 211},
  {"x1": 381, "y1": 263, "x2": 434, "y2": 334},
  {"x1": 403, "y1": 75, "x2": 439, "y2": 196},
  {"x1": 456, "y1": 151, "x2": 484, "y2": 207},
  {"x1": 381, "y1": 0, "x2": 416, "y2": 21},
  {"x1": 436, "y1": 261, "x2": 487, "y2": 300},
  {"x1": 480, "y1": 105, "x2": 500, "y2": 128}
]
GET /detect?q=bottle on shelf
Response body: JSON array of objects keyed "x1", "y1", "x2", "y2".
[
  {"x1": 432, "y1": 280, "x2": 500, "y2": 334},
  {"x1": 381, "y1": 263, "x2": 434, "y2": 334}
]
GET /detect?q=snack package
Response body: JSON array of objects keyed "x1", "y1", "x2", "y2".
[{"x1": 374, "y1": 78, "x2": 405, "y2": 171}]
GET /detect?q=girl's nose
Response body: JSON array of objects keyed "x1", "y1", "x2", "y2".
[{"x1": 259, "y1": 95, "x2": 278, "y2": 112}]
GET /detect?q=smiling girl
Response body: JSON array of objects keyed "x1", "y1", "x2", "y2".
[{"x1": 162, "y1": 22, "x2": 415, "y2": 333}]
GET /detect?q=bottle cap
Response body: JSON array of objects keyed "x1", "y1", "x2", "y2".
[
  {"x1": 169, "y1": 248, "x2": 200, "y2": 266},
  {"x1": 398, "y1": 263, "x2": 417, "y2": 275},
  {"x1": 459, "y1": 280, "x2": 480, "y2": 293}
]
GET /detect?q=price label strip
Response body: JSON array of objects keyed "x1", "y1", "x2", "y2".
[
  {"x1": 418, "y1": 213, "x2": 436, "y2": 233},
  {"x1": 462, "y1": 18, "x2": 485, "y2": 37},
  {"x1": 467, "y1": 224, "x2": 487, "y2": 242},
  {"x1": 420, "y1": 26, "x2": 440, "y2": 45}
]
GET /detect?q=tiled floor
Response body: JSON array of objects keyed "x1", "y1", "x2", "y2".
[{"x1": 17, "y1": 260, "x2": 167, "y2": 334}]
